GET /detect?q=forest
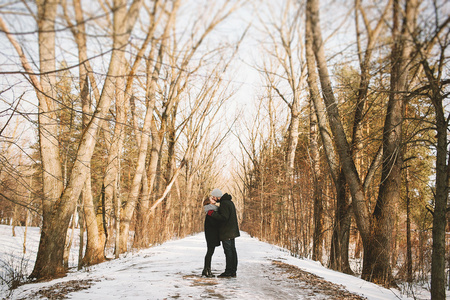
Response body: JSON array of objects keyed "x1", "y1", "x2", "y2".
[{"x1": 0, "y1": 0, "x2": 448, "y2": 299}]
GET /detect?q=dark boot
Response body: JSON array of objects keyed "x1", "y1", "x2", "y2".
[
  {"x1": 202, "y1": 268, "x2": 213, "y2": 278},
  {"x1": 218, "y1": 272, "x2": 236, "y2": 278}
]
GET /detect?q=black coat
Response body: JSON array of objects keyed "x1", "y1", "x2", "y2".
[
  {"x1": 210, "y1": 193, "x2": 240, "y2": 241},
  {"x1": 204, "y1": 214, "x2": 221, "y2": 248}
]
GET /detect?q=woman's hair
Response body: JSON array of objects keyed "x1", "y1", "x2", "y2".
[{"x1": 203, "y1": 197, "x2": 211, "y2": 206}]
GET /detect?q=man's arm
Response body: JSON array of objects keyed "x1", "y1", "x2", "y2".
[{"x1": 208, "y1": 202, "x2": 230, "y2": 222}]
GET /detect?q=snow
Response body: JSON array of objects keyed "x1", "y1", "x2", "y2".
[{"x1": 0, "y1": 225, "x2": 435, "y2": 299}]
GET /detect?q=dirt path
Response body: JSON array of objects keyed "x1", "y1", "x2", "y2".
[
  {"x1": 180, "y1": 259, "x2": 366, "y2": 299},
  {"x1": 11, "y1": 233, "x2": 393, "y2": 299},
  {"x1": 22, "y1": 258, "x2": 366, "y2": 300}
]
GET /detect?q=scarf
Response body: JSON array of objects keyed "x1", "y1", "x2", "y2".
[{"x1": 204, "y1": 204, "x2": 218, "y2": 213}]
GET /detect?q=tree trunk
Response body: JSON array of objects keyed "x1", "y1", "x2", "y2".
[
  {"x1": 310, "y1": 99, "x2": 324, "y2": 263},
  {"x1": 77, "y1": 195, "x2": 85, "y2": 271},
  {"x1": 73, "y1": 0, "x2": 104, "y2": 266},
  {"x1": 81, "y1": 176, "x2": 105, "y2": 266},
  {"x1": 286, "y1": 101, "x2": 300, "y2": 195},
  {"x1": 408, "y1": 2, "x2": 449, "y2": 295},
  {"x1": 29, "y1": 0, "x2": 143, "y2": 280},
  {"x1": 431, "y1": 122, "x2": 447, "y2": 299},
  {"x1": 424, "y1": 45, "x2": 448, "y2": 300},
  {"x1": 305, "y1": 1, "x2": 351, "y2": 272},
  {"x1": 37, "y1": 0, "x2": 64, "y2": 223},
  {"x1": 362, "y1": 0, "x2": 417, "y2": 286},
  {"x1": 306, "y1": 0, "x2": 407, "y2": 286},
  {"x1": 118, "y1": 0, "x2": 182, "y2": 252},
  {"x1": 328, "y1": 171, "x2": 353, "y2": 274},
  {"x1": 29, "y1": 0, "x2": 65, "y2": 279},
  {"x1": 405, "y1": 169, "x2": 412, "y2": 282},
  {"x1": 63, "y1": 214, "x2": 75, "y2": 269},
  {"x1": 104, "y1": 71, "x2": 127, "y2": 250},
  {"x1": 133, "y1": 119, "x2": 161, "y2": 248}
]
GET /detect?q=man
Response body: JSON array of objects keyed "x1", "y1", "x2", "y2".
[{"x1": 207, "y1": 190, "x2": 240, "y2": 278}]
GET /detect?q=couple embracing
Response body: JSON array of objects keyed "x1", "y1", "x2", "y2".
[{"x1": 202, "y1": 188, "x2": 240, "y2": 278}]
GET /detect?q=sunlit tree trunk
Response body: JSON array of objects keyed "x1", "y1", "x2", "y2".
[
  {"x1": 405, "y1": 168, "x2": 413, "y2": 282},
  {"x1": 305, "y1": 6, "x2": 350, "y2": 272},
  {"x1": 81, "y1": 176, "x2": 104, "y2": 266},
  {"x1": 65, "y1": 0, "x2": 106, "y2": 266},
  {"x1": 306, "y1": 0, "x2": 368, "y2": 283},
  {"x1": 310, "y1": 100, "x2": 323, "y2": 263},
  {"x1": 29, "y1": 0, "x2": 142, "y2": 279},
  {"x1": 0, "y1": 0, "x2": 64, "y2": 278},
  {"x1": 118, "y1": 1, "x2": 179, "y2": 253}
]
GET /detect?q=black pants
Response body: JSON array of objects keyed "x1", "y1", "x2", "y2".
[
  {"x1": 204, "y1": 246, "x2": 216, "y2": 269},
  {"x1": 222, "y1": 239, "x2": 238, "y2": 274}
]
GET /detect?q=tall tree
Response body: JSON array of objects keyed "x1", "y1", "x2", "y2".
[
  {"x1": 413, "y1": 5, "x2": 450, "y2": 296},
  {"x1": 61, "y1": 0, "x2": 105, "y2": 267},
  {"x1": 255, "y1": 0, "x2": 316, "y2": 258},
  {"x1": 304, "y1": 2, "x2": 350, "y2": 273},
  {"x1": 0, "y1": 0, "x2": 143, "y2": 279},
  {"x1": 305, "y1": 0, "x2": 419, "y2": 286},
  {"x1": 0, "y1": 0, "x2": 65, "y2": 279},
  {"x1": 117, "y1": 0, "x2": 180, "y2": 253},
  {"x1": 366, "y1": 0, "x2": 418, "y2": 284}
]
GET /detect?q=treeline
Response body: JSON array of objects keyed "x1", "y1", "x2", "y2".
[
  {"x1": 0, "y1": 0, "x2": 448, "y2": 298},
  {"x1": 0, "y1": 0, "x2": 242, "y2": 281},
  {"x1": 235, "y1": 0, "x2": 448, "y2": 298}
]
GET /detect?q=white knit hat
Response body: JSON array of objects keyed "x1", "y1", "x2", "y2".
[{"x1": 211, "y1": 188, "x2": 223, "y2": 197}]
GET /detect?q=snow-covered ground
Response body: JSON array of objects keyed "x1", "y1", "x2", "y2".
[{"x1": 0, "y1": 225, "x2": 436, "y2": 299}]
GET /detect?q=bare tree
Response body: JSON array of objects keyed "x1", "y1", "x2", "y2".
[
  {"x1": 1, "y1": 0, "x2": 65, "y2": 278},
  {"x1": 61, "y1": 0, "x2": 106, "y2": 267},
  {"x1": 305, "y1": 0, "x2": 420, "y2": 286},
  {"x1": 304, "y1": 2, "x2": 349, "y2": 272},
  {"x1": 255, "y1": 0, "x2": 314, "y2": 258},
  {"x1": 411, "y1": 3, "x2": 450, "y2": 297},
  {"x1": 117, "y1": 0, "x2": 181, "y2": 253},
  {"x1": 1, "y1": 0, "x2": 143, "y2": 279},
  {"x1": 117, "y1": 0, "x2": 243, "y2": 252}
]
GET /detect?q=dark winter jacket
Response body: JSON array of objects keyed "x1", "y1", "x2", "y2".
[
  {"x1": 204, "y1": 206, "x2": 221, "y2": 248},
  {"x1": 209, "y1": 193, "x2": 240, "y2": 241}
]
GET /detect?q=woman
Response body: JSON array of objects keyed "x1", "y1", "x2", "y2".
[{"x1": 202, "y1": 195, "x2": 221, "y2": 277}]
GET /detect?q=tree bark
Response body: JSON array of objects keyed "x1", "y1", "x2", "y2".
[
  {"x1": 70, "y1": 0, "x2": 105, "y2": 266},
  {"x1": 405, "y1": 168, "x2": 412, "y2": 282},
  {"x1": 118, "y1": 1, "x2": 179, "y2": 253},
  {"x1": 310, "y1": 100, "x2": 323, "y2": 263},
  {"x1": 0, "y1": 0, "x2": 67, "y2": 279},
  {"x1": 81, "y1": 176, "x2": 104, "y2": 266},
  {"x1": 421, "y1": 37, "x2": 449, "y2": 300},
  {"x1": 305, "y1": 1, "x2": 351, "y2": 272},
  {"x1": 362, "y1": 0, "x2": 417, "y2": 285},
  {"x1": 328, "y1": 171, "x2": 353, "y2": 274},
  {"x1": 36, "y1": 0, "x2": 64, "y2": 225},
  {"x1": 430, "y1": 101, "x2": 448, "y2": 299},
  {"x1": 28, "y1": 0, "x2": 143, "y2": 280},
  {"x1": 306, "y1": 0, "x2": 415, "y2": 286}
]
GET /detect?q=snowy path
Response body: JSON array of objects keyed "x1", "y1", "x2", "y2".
[{"x1": 6, "y1": 231, "x2": 415, "y2": 300}]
